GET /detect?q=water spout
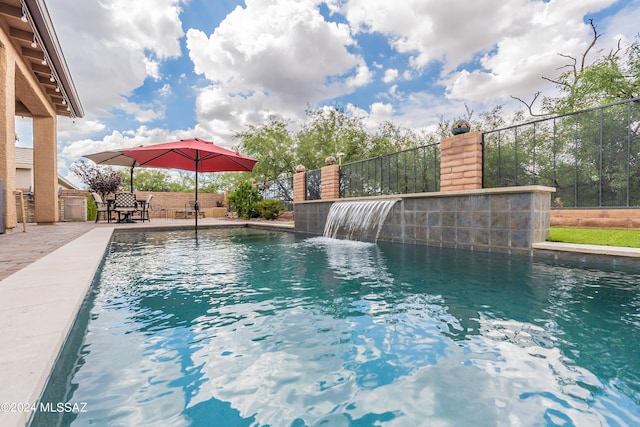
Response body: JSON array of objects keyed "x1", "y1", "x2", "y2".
[{"x1": 323, "y1": 200, "x2": 398, "y2": 242}]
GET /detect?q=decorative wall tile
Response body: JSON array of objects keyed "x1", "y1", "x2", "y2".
[{"x1": 294, "y1": 188, "x2": 553, "y2": 254}]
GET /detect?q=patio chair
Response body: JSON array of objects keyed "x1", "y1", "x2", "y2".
[
  {"x1": 185, "y1": 200, "x2": 205, "y2": 219},
  {"x1": 91, "y1": 192, "x2": 111, "y2": 223},
  {"x1": 113, "y1": 192, "x2": 138, "y2": 223},
  {"x1": 137, "y1": 194, "x2": 153, "y2": 222}
]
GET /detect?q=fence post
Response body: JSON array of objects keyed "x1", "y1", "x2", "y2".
[
  {"x1": 321, "y1": 164, "x2": 340, "y2": 199},
  {"x1": 293, "y1": 171, "x2": 306, "y2": 202},
  {"x1": 440, "y1": 131, "x2": 483, "y2": 192}
]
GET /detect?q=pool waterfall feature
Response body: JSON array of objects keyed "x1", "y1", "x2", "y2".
[
  {"x1": 295, "y1": 186, "x2": 556, "y2": 254},
  {"x1": 324, "y1": 200, "x2": 398, "y2": 241}
]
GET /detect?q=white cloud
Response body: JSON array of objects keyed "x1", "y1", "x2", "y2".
[
  {"x1": 345, "y1": 63, "x2": 373, "y2": 89},
  {"x1": 601, "y1": 1, "x2": 640, "y2": 51},
  {"x1": 158, "y1": 84, "x2": 172, "y2": 97},
  {"x1": 144, "y1": 58, "x2": 162, "y2": 81},
  {"x1": 57, "y1": 118, "x2": 107, "y2": 140},
  {"x1": 59, "y1": 126, "x2": 195, "y2": 167},
  {"x1": 344, "y1": 102, "x2": 394, "y2": 133},
  {"x1": 193, "y1": 84, "x2": 304, "y2": 146},
  {"x1": 117, "y1": 102, "x2": 166, "y2": 123},
  {"x1": 332, "y1": 0, "x2": 622, "y2": 106},
  {"x1": 383, "y1": 68, "x2": 398, "y2": 83},
  {"x1": 337, "y1": 0, "x2": 532, "y2": 73},
  {"x1": 47, "y1": 0, "x2": 184, "y2": 117},
  {"x1": 186, "y1": 0, "x2": 366, "y2": 129}
]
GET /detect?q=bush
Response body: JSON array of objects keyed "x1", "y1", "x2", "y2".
[
  {"x1": 228, "y1": 181, "x2": 262, "y2": 219},
  {"x1": 86, "y1": 195, "x2": 97, "y2": 221},
  {"x1": 256, "y1": 199, "x2": 283, "y2": 220}
]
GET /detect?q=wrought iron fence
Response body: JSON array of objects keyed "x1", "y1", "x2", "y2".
[
  {"x1": 259, "y1": 176, "x2": 294, "y2": 210},
  {"x1": 339, "y1": 143, "x2": 440, "y2": 198},
  {"x1": 306, "y1": 168, "x2": 322, "y2": 200},
  {"x1": 483, "y1": 97, "x2": 640, "y2": 208}
]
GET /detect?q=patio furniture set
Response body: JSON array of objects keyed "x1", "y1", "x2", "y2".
[
  {"x1": 91, "y1": 192, "x2": 153, "y2": 223},
  {"x1": 84, "y1": 138, "x2": 258, "y2": 231}
]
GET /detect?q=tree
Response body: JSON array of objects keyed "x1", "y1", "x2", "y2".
[
  {"x1": 70, "y1": 161, "x2": 122, "y2": 199},
  {"x1": 121, "y1": 169, "x2": 173, "y2": 192},
  {"x1": 236, "y1": 119, "x2": 297, "y2": 184},
  {"x1": 235, "y1": 105, "x2": 436, "y2": 187},
  {"x1": 371, "y1": 121, "x2": 425, "y2": 153},
  {"x1": 165, "y1": 171, "x2": 195, "y2": 193},
  {"x1": 513, "y1": 21, "x2": 640, "y2": 116},
  {"x1": 198, "y1": 172, "x2": 248, "y2": 194},
  {"x1": 296, "y1": 105, "x2": 370, "y2": 170}
]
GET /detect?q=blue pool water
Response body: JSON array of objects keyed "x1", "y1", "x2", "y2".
[{"x1": 33, "y1": 229, "x2": 640, "y2": 426}]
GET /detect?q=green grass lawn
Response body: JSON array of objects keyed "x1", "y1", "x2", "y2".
[{"x1": 548, "y1": 227, "x2": 640, "y2": 248}]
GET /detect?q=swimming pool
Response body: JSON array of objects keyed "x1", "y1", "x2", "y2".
[{"x1": 32, "y1": 228, "x2": 640, "y2": 426}]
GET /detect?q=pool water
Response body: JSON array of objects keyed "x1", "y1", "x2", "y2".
[{"x1": 32, "y1": 229, "x2": 640, "y2": 426}]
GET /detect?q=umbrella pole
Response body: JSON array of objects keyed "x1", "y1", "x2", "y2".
[
  {"x1": 195, "y1": 152, "x2": 199, "y2": 233},
  {"x1": 130, "y1": 167, "x2": 134, "y2": 193}
]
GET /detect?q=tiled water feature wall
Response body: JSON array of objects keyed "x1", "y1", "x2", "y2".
[{"x1": 294, "y1": 186, "x2": 555, "y2": 255}]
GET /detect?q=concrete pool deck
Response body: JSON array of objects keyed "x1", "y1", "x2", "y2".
[{"x1": 0, "y1": 219, "x2": 637, "y2": 427}]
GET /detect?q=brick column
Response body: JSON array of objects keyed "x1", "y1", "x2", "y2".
[
  {"x1": 440, "y1": 131, "x2": 483, "y2": 192},
  {"x1": 321, "y1": 164, "x2": 340, "y2": 200},
  {"x1": 293, "y1": 171, "x2": 306, "y2": 202}
]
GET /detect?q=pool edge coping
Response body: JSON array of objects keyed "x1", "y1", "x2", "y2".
[
  {"x1": 533, "y1": 241, "x2": 640, "y2": 258},
  {"x1": 0, "y1": 227, "x2": 115, "y2": 427}
]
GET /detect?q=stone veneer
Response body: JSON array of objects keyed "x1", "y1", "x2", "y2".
[{"x1": 295, "y1": 186, "x2": 555, "y2": 255}]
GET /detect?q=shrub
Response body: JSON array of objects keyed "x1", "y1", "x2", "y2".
[
  {"x1": 228, "y1": 181, "x2": 262, "y2": 219},
  {"x1": 256, "y1": 199, "x2": 283, "y2": 220},
  {"x1": 86, "y1": 195, "x2": 97, "y2": 221}
]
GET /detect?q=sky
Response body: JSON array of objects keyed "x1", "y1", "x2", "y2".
[{"x1": 14, "y1": 0, "x2": 640, "y2": 185}]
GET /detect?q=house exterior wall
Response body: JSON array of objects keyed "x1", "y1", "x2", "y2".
[
  {"x1": 1, "y1": 21, "x2": 60, "y2": 230},
  {"x1": 0, "y1": 32, "x2": 17, "y2": 232}
]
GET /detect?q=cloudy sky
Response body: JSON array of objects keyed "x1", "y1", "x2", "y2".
[{"x1": 15, "y1": 0, "x2": 639, "y2": 181}]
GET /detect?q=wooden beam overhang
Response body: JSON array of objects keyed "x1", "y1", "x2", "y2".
[{"x1": 0, "y1": 0, "x2": 83, "y2": 118}]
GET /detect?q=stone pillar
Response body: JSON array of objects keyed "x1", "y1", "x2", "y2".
[
  {"x1": 440, "y1": 131, "x2": 483, "y2": 192},
  {"x1": 293, "y1": 171, "x2": 306, "y2": 202},
  {"x1": 0, "y1": 41, "x2": 16, "y2": 232},
  {"x1": 33, "y1": 115, "x2": 58, "y2": 223},
  {"x1": 321, "y1": 164, "x2": 340, "y2": 200}
]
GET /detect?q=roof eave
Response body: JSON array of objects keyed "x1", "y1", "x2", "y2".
[{"x1": 24, "y1": 0, "x2": 83, "y2": 118}]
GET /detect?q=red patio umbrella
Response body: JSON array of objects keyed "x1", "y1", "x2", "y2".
[{"x1": 121, "y1": 138, "x2": 258, "y2": 231}]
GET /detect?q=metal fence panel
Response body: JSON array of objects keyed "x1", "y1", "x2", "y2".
[
  {"x1": 631, "y1": 101, "x2": 640, "y2": 206},
  {"x1": 483, "y1": 97, "x2": 640, "y2": 208},
  {"x1": 306, "y1": 169, "x2": 321, "y2": 200},
  {"x1": 339, "y1": 143, "x2": 440, "y2": 198},
  {"x1": 260, "y1": 176, "x2": 294, "y2": 210}
]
